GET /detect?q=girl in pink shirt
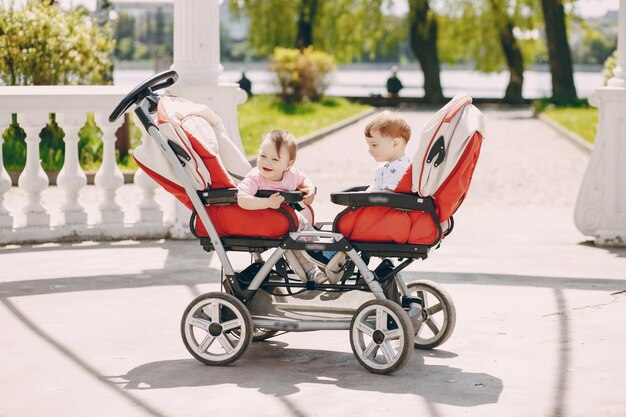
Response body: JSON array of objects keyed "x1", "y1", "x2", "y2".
[{"x1": 237, "y1": 130, "x2": 326, "y2": 283}]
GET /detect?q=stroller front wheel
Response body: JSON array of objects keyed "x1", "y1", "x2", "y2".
[
  {"x1": 181, "y1": 292, "x2": 253, "y2": 366},
  {"x1": 350, "y1": 299, "x2": 414, "y2": 374}
]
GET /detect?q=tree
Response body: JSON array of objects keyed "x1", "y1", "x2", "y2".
[
  {"x1": 229, "y1": 0, "x2": 399, "y2": 63},
  {"x1": 437, "y1": 0, "x2": 542, "y2": 103},
  {"x1": 541, "y1": 0, "x2": 577, "y2": 101},
  {"x1": 296, "y1": 0, "x2": 318, "y2": 48},
  {"x1": 408, "y1": 0, "x2": 444, "y2": 102},
  {"x1": 488, "y1": 0, "x2": 525, "y2": 102},
  {"x1": 0, "y1": 1, "x2": 115, "y2": 85}
]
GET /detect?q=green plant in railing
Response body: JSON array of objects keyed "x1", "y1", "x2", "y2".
[
  {"x1": 40, "y1": 115, "x2": 65, "y2": 171},
  {"x1": 77, "y1": 114, "x2": 103, "y2": 171},
  {"x1": 2, "y1": 113, "x2": 142, "y2": 173},
  {"x1": 1, "y1": 115, "x2": 26, "y2": 172}
]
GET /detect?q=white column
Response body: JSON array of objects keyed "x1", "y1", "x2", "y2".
[
  {"x1": 16, "y1": 112, "x2": 50, "y2": 227},
  {"x1": 56, "y1": 112, "x2": 88, "y2": 226},
  {"x1": 172, "y1": 0, "x2": 223, "y2": 85},
  {"x1": 133, "y1": 127, "x2": 163, "y2": 224},
  {"x1": 0, "y1": 113, "x2": 13, "y2": 229},
  {"x1": 168, "y1": 0, "x2": 247, "y2": 238},
  {"x1": 169, "y1": 0, "x2": 246, "y2": 152},
  {"x1": 574, "y1": 0, "x2": 626, "y2": 246},
  {"x1": 94, "y1": 115, "x2": 125, "y2": 225}
]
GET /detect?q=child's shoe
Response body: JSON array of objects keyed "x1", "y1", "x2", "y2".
[
  {"x1": 324, "y1": 252, "x2": 346, "y2": 284},
  {"x1": 306, "y1": 265, "x2": 328, "y2": 284}
]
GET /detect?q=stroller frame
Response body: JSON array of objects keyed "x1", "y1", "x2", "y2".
[{"x1": 111, "y1": 71, "x2": 457, "y2": 374}]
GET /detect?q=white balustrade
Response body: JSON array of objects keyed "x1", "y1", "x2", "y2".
[
  {"x1": 94, "y1": 114, "x2": 125, "y2": 225},
  {"x1": 0, "y1": 86, "x2": 174, "y2": 244},
  {"x1": 0, "y1": 113, "x2": 13, "y2": 229},
  {"x1": 56, "y1": 112, "x2": 88, "y2": 226},
  {"x1": 16, "y1": 112, "x2": 50, "y2": 227}
]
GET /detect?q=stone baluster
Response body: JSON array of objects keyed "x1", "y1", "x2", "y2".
[
  {"x1": 94, "y1": 115, "x2": 125, "y2": 225},
  {"x1": 56, "y1": 113, "x2": 88, "y2": 226},
  {"x1": 0, "y1": 113, "x2": 13, "y2": 229},
  {"x1": 16, "y1": 112, "x2": 50, "y2": 227},
  {"x1": 574, "y1": 0, "x2": 626, "y2": 246},
  {"x1": 133, "y1": 126, "x2": 163, "y2": 224}
]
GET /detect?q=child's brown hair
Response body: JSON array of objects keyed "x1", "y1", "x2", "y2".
[
  {"x1": 364, "y1": 111, "x2": 411, "y2": 143},
  {"x1": 262, "y1": 129, "x2": 297, "y2": 161}
]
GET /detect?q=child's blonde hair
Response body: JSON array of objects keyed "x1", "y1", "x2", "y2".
[
  {"x1": 261, "y1": 129, "x2": 297, "y2": 161},
  {"x1": 364, "y1": 111, "x2": 411, "y2": 143}
]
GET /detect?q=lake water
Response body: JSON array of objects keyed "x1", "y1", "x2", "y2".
[{"x1": 113, "y1": 66, "x2": 606, "y2": 99}]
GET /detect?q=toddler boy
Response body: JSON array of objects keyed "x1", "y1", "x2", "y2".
[{"x1": 364, "y1": 110, "x2": 411, "y2": 191}]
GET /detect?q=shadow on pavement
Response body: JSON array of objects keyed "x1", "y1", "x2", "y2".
[
  {"x1": 578, "y1": 240, "x2": 626, "y2": 259},
  {"x1": 111, "y1": 342, "x2": 502, "y2": 407}
]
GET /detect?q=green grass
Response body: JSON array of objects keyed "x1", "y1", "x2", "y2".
[
  {"x1": 541, "y1": 107, "x2": 598, "y2": 144},
  {"x1": 237, "y1": 95, "x2": 370, "y2": 156}
]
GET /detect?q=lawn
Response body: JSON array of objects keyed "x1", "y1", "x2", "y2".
[
  {"x1": 237, "y1": 95, "x2": 370, "y2": 156},
  {"x1": 541, "y1": 107, "x2": 598, "y2": 144}
]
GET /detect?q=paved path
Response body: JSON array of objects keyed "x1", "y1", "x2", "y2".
[{"x1": 1, "y1": 107, "x2": 625, "y2": 417}]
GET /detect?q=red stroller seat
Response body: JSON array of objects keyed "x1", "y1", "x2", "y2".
[
  {"x1": 332, "y1": 95, "x2": 485, "y2": 248},
  {"x1": 133, "y1": 95, "x2": 301, "y2": 240}
]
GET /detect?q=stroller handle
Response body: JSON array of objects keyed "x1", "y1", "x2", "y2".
[{"x1": 109, "y1": 70, "x2": 178, "y2": 122}]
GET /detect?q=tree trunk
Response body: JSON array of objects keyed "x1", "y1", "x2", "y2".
[
  {"x1": 489, "y1": 0, "x2": 524, "y2": 103},
  {"x1": 541, "y1": 0, "x2": 577, "y2": 101},
  {"x1": 296, "y1": 0, "x2": 319, "y2": 49},
  {"x1": 408, "y1": 0, "x2": 444, "y2": 103}
]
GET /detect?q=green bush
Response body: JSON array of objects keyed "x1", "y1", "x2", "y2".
[
  {"x1": 270, "y1": 47, "x2": 336, "y2": 104},
  {"x1": 0, "y1": 1, "x2": 114, "y2": 85},
  {"x1": 603, "y1": 50, "x2": 618, "y2": 85}
]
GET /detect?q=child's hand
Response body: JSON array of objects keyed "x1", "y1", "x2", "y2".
[
  {"x1": 267, "y1": 192, "x2": 285, "y2": 209},
  {"x1": 300, "y1": 187, "x2": 315, "y2": 205}
]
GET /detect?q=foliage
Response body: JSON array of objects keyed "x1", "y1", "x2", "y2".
[
  {"x1": 0, "y1": 1, "x2": 115, "y2": 85},
  {"x1": 113, "y1": 7, "x2": 173, "y2": 62},
  {"x1": 542, "y1": 107, "x2": 598, "y2": 143},
  {"x1": 237, "y1": 94, "x2": 370, "y2": 156},
  {"x1": 603, "y1": 50, "x2": 618, "y2": 84},
  {"x1": 572, "y1": 28, "x2": 615, "y2": 65},
  {"x1": 228, "y1": 0, "x2": 398, "y2": 63},
  {"x1": 270, "y1": 47, "x2": 336, "y2": 103},
  {"x1": 437, "y1": 0, "x2": 543, "y2": 72},
  {"x1": 532, "y1": 97, "x2": 589, "y2": 112}
]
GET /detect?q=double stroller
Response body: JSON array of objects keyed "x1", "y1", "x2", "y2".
[{"x1": 109, "y1": 70, "x2": 485, "y2": 374}]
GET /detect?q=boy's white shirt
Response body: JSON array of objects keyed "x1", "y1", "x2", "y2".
[{"x1": 369, "y1": 155, "x2": 410, "y2": 191}]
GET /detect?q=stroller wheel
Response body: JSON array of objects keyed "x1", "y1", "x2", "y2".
[
  {"x1": 350, "y1": 299, "x2": 413, "y2": 374},
  {"x1": 181, "y1": 292, "x2": 253, "y2": 366},
  {"x1": 406, "y1": 280, "x2": 456, "y2": 349}
]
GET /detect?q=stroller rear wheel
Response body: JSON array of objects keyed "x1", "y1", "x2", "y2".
[
  {"x1": 350, "y1": 299, "x2": 413, "y2": 374},
  {"x1": 406, "y1": 280, "x2": 456, "y2": 349},
  {"x1": 181, "y1": 292, "x2": 253, "y2": 366}
]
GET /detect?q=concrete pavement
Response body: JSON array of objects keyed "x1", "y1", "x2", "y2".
[{"x1": 1, "y1": 107, "x2": 626, "y2": 417}]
